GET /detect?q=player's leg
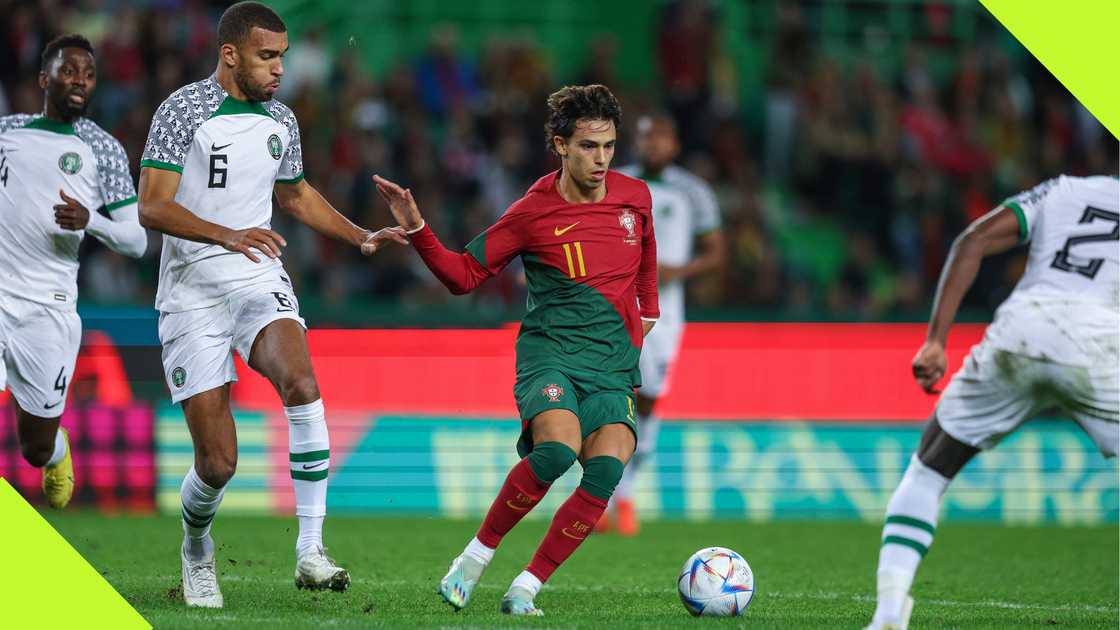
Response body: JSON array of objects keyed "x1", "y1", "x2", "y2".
[
  {"x1": 160, "y1": 304, "x2": 238, "y2": 608},
  {"x1": 440, "y1": 405, "x2": 581, "y2": 611},
  {"x1": 244, "y1": 316, "x2": 349, "y2": 591},
  {"x1": 868, "y1": 345, "x2": 1030, "y2": 630},
  {"x1": 504, "y1": 393, "x2": 635, "y2": 616},
  {"x1": 608, "y1": 391, "x2": 659, "y2": 535},
  {"x1": 610, "y1": 323, "x2": 676, "y2": 535},
  {"x1": 4, "y1": 301, "x2": 80, "y2": 508},
  {"x1": 178, "y1": 385, "x2": 237, "y2": 609}
]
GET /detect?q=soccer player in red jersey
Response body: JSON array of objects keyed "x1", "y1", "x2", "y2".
[{"x1": 373, "y1": 84, "x2": 658, "y2": 616}]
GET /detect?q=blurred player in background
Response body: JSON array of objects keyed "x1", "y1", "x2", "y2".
[
  {"x1": 866, "y1": 174, "x2": 1120, "y2": 630},
  {"x1": 137, "y1": 2, "x2": 404, "y2": 609},
  {"x1": 0, "y1": 35, "x2": 146, "y2": 510},
  {"x1": 373, "y1": 84, "x2": 659, "y2": 616},
  {"x1": 604, "y1": 113, "x2": 724, "y2": 535}
]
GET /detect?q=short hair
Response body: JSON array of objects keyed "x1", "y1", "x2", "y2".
[
  {"x1": 218, "y1": 1, "x2": 287, "y2": 46},
  {"x1": 41, "y1": 34, "x2": 94, "y2": 71},
  {"x1": 544, "y1": 84, "x2": 622, "y2": 155}
]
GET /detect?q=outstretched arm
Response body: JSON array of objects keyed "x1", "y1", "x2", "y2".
[
  {"x1": 54, "y1": 190, "x2": 147, "y2": 258},
  {"x1": 373, "y1": 174, "x2": 494, "y2": 295},
  {"x1": 913, "y1": 206, "x2": 1022, "y2": 393},
  {"x1": 138, "y1": 167, "x2": 285, "y2": 263},
  {"x1": 274, "y1": 178, "x2": 407, "y2": 255}
]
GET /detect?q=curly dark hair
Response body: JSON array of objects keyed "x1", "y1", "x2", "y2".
[
  {"x1": 218, "y1": 1, "x2": 286, "y2": 46},
  {"x1": 41, "y1": 34, "x2": 94, "y2": 71},
  {"x1": 544, "y1": 84, "x2": 622, "y2": 155}
]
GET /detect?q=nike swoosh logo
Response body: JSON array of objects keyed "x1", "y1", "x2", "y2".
[
  {"x1": 301, "y1": 462, "x2": 326, "y2": 470},
  {"x1": 560, "y1": 527, "x2": 587, "y2": 540},
  {"x1": 554, "y1": 222, "x2": 580, "y2": 236},
  {"x1": 44, "y1": 400, "x2": 62, "y2": 409},
  {"x1": 505, "y1": 500, "x2": 532, "y2": 512},
  {"x1": 211, "y1": 142, "x2": 232, "y2": 151}
]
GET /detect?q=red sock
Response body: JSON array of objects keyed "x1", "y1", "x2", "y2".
[
  {"x1": 476, "y1": 458, "x2": 551, "y2": 548},
  {"x1": 526, "y1": 488, "x2": 607, "y2": 582}
]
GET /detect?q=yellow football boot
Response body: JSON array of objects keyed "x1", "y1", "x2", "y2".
[{"x1": 42, "y1": 429, "x2": 74, "y2": 509}]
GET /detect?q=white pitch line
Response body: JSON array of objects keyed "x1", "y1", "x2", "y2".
[{"x1": 134, "y1": 575, "x2": 1114, "y2": 614}]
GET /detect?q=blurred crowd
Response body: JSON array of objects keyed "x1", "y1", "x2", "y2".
[{"x1": 1, "y1": 0, "x2": 1115, "y2": 323}]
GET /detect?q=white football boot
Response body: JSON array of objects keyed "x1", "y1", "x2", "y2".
[
  {"x1": 499, "y1": 585, "x2": 544, "y2": 616},
  {"x1": 295, "y1": 546, "x2": 351, "y2": 591},
  {"x1": 438, "y1": 554, "x2": 486, "y2": 611},
  {"x1": 865, "y1": 595, "x2": 913, "y2": 630},
  {"x1": 180, "y1": 542, "x2": 223, "y2": 608}
]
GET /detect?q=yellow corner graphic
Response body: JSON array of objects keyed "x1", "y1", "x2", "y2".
[
  {"x1": 982, "y1": 0, "x2": 1119, "y2": 139},
  {"x1": 0, "y1": 479, "x2": 150, "y2": 629}
]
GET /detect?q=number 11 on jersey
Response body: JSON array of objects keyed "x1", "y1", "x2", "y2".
[{"x1": 562, "y1": 242, "x2": 587, "y2": 279}]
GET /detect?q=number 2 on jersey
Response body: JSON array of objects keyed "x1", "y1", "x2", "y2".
[
  {"x1": 561, "y1": 242, "x2": 587, "y2": 279},
  {"x1": 1050, "y1": 206, "x2": 1119, "y2": 279}
]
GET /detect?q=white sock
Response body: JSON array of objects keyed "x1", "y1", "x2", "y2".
[
  {"x1": 614, "y1": 412, "x2": 659, "y2": 501},
  {"x1": 287, "y1": 399, "x2": 329, "y2": 557},
  {"x1": 511, "y1": 570, "x2": 542, "y2": 597},
  {"x1": 45, "y1": 430, "x2": 67, "y2": 467},
  {"x1": 181, "y1": 465, "x2": 225, "y2": 561},
  {"x1": 873, "y1": 455, "x2": 950, "y2": 623},
  {"x1": 463, "y1": 536, "x2": 495, "y2": 565}
]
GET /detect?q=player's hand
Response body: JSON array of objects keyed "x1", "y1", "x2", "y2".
[
  {"x1": 53, "y1": 189, "x2": 90, "y2": 231},
  {"x1": 642, "y1": 320, "x2": 656, "y2": 336},
  {"x1": 359, "y1": 226, "x2": 409, "y2": 256},
  {"x1": 658, "y1": 264, "x2": 689, "y2": 284},
  {"x1": 912, "y1": 340, "x2": 948, "y2": 394},
  {"x1": 220, "y1": 227, "x2": 286, "y2": 263},
  {"x1": 372, "y1": 174, "x2": 424, "y2": 232}
]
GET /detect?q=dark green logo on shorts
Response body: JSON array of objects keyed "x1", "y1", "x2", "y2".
[
  {"x1": 172, "y1": 367, "x2": 187, "y2": 388},
  {"x1": 58, "y1": 152, "x2": 82, "y2": 174},
  {"x1": 267, "y1": 134, "x2": 283, "y2": 160}
]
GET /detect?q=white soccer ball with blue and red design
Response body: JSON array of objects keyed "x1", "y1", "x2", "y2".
[{"x1": 677, "y1": 546, "x2": 754, "y2": 616}]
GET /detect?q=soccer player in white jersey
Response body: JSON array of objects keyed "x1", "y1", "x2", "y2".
[
  {"x1": 605, "y1": 114, "x2": 725, "y2": 535},
  {"x1": 866, "y1": 174, "x2": 1120, "y2": 630},
  {"x1": 136, "y1": 2, "x2": 406, "y2": 609},
  {"x1": 0, "y1": 35, "x2": 147, "y2": 510}
]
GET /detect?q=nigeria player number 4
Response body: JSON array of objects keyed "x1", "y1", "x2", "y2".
[
  {"x1": 374, "y1": 84, "x2": 659, "y2": 616},
  {"x1": 0, "y1": 35, "x2": 147, "y2": 512},
  {"x1": 136, "y1": 2, "x2": 405, "y2": 609}
]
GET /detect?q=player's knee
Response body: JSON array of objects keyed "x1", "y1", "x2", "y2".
[
  {"x1": 20, "y1": 440, "x2": 53, "y2": 468},
  {"x1": 526, "y1": 441, "x2": 579, "y2": 484},
  {"x1": 195, "y1": 451, "x2": 237, "y2": 488},
  {"x1": 579, "y1": 455, "x2": 626, "y2": 501},
  {"x1": 277, "y1": 373, "x2": 320, "y2": 407}
]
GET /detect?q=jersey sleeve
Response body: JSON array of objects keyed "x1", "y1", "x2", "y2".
[
  {"x1": 688, "y1": 176, "x2": 721, "y2": 235},
  {"x1": 463, "y1": 205, "x2": 527, "y2": 276},
  {"x1": 76, "y1": 120, "x2": 137, "y2": 212},
  {"x1": 636, "y1": 186, "x2": 660, "y2": 321},
  {"x1": 140, "y1": 93, "x2": 196, "y2": 173},
  {"x1": 272, "y1": 104, "x2": 304, "y2": 184},
  {"x1": 1002, "y1": 178, "x2": 1058, "y2": 244},
  {"x1": 0, "y1": 114, "x2": 32, "y2": 134}
]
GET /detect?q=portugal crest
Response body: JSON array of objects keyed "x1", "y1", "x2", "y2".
[
  {"x1": 267, "y1": 133, "x2": 283, "y2": 160},
  {"x1": 542, "y1": 383, "x2": 564, "y2": 402},
  {"x1": 619, "y1": 209, "x2": 638, "y2": 244}
]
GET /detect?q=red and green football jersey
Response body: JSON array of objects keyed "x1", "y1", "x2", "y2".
[{"x1": 409, "y1": 170, "x2": 659, "y2": 385}]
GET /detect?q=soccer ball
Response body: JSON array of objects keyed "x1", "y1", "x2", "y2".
[{"x1": 677, "y1": 546, "x2": 755, "y2": 616}]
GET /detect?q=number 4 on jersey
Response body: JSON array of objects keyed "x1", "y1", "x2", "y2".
[{"x1": 1050, "y1": 206, "x2": 1119, "y2": 279}]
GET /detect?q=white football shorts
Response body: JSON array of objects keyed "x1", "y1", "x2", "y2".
[
  {"x1": 0, "y1": 292, "x2": 81, "y2": 417},
  {"x1": 159, "y1": 274, "x2": 305, "y2": 403},
  {"x1": 638, "y1": 320, "x2": 684, "y2": 398},
  {"x1": 936, "y1": 339, "x2": 1119, "y2": 457}
]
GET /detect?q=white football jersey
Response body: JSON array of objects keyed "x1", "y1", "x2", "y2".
[
  {"x1": 0, "y1": 114, "x2": 137, "y2": 308},
  {"x1": 141, "y1": 77, "x2": 303, "y2": 313},
  {"x1": 618, "y1": 164, "x2": 721, "y2": 324},
  {"x1": 985, "y1": 175, "x2": 1119, "y2": 366}
]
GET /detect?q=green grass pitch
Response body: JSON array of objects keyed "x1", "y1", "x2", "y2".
[{"x1": 47, "y1": 513, "x2": 1117, "y2": 628}]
